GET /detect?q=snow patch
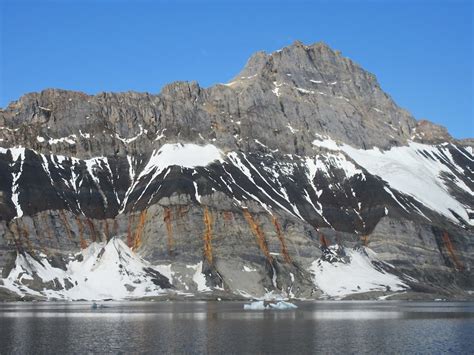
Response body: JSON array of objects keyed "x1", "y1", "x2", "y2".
[
  {"x1": 120, "y1": 144, "x2": 222, "y2": 212},
  {"x1": 115, "y1": 124, "x2": 147, "y2": 144},
  {"x1": 272, "y1": 81, "x2": 282, "y2": 97},
  {"x1": 312, "y1": 140, "x2": 473, "y2": 225},
  {"x1": 286, "y1": 123, "x2": 298, "y2": 134},
  {"x1": 2, "y1": 238, "x2": 171, "y2": 300},
  {"x1": 48, "y1": 135, "x2": 76, "y2": 145},
  {"x1": 9, "y1": 148, "x2": 26, "y2": 218},
  {"x1": 341, "y1": 142, "x2": 473, "y2": 224},
  {"x1": 309, "y1": 248, "x2": 407, "y2": 299},
  {"x1": 187, "y1": 262, "x2": 211, "y2": 292}
]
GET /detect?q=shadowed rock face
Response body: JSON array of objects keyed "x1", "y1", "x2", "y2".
[{"x1": 0, "y1": 41, "x2": 472, "y2": 301}]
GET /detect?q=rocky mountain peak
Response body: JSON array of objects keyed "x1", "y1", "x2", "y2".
[
  {"x1": 0, "y1": 40, "x2": 461, "y2": 160},
  {"x1": 233, "y1": 40, "x2": 367, "y2": 85},
  {"x1": 233, "y1": 51, "x2": 270, "y2": 80}
]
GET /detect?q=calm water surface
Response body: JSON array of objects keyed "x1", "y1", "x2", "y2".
[{"x1": 0, "y1": 301, "x2": 473, "y2": 354}]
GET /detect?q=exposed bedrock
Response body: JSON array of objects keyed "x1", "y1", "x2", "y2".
[{"x1": 0, "y1": 41, "x2": 472, "y2": 300}]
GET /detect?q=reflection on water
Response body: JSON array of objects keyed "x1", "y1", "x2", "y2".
[{"x1": 0, "y1": 301, "x2": 473, "y2": 354}]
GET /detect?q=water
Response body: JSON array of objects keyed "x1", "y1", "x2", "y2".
[{"x1": 0, "y1": 301, "x2": 473, "y2": 354}]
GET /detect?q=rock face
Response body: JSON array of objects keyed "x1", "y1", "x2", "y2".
[{"x1": 0, "y1": 41, "x2": 472, "y2": 301}]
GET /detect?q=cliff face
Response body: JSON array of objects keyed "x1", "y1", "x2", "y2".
[{"x1": 0, "y1": 41, "x2": 472, "y2": 301}]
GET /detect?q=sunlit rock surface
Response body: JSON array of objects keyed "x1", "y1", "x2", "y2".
[{"x1": 0, "y1": 41, "x2": 472, "y2": 301}]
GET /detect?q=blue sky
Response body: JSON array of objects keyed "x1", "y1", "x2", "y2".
[{"x1": 1, "y1": 0, "x2": 472, "y2": 138}]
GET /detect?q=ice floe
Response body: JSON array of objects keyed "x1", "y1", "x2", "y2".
[{"x1": 243, "y1": 300, "x2": 298, "y2": 310}]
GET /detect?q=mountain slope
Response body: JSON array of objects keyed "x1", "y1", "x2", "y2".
[{"x1": 0, "y1": 41, "x2": 472, "y2": 301}]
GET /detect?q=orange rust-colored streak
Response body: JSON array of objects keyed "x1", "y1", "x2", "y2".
[
  {"x1": 360, "y1": 235, "x2": 369, "y2": 247},
  {"x1": 203, "y1": 207, "x2": 213, "y2": 264},
  {"x1": 127, "y1": 214, "x2": 135, "y2": 248},
  {"x1": 271, "y1": 215, "x2": 291, "y2": 263},
  {"x1": 58, "y1": 210, "x2": 74, "y2": 241},
  {"x1": 76, "y1": 217, "x2": 88, "y2": 249},
  {"x1": 442, "y1": 232, "x2": 463, "y2": 270},
  {"x1": 85, "y1": 218, "x2": 97, "y2": 242},
  {"x1": 163, "y1": 207, "x2": 174, "y2": 255},
  {"x1": 319, "y1": 233, "x2": 329, "y2": 248},
  {"x1": 132, "y1": 209, "x2": 147, "y2": 250},
  {"x1": 243, "y1": 209, "x2": 273, "y2": 262}
]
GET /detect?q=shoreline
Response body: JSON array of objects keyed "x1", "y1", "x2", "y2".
[{"x1": 1, "y1": 288, "x2": 473, "y2": 303}]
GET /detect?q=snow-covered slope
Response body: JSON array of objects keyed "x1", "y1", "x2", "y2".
[
  {"x1": 2, "y1": 238, "x2": 175, "y2": 300},
  {"x1": 1, "y1": 237, "x2": 235, "y2": 300},
  {"x1": 314, "y1": 138, "x2": 473, "y2": 225},
  {"x1": 0, "y1": 139, "x2": 472, "y2": 301},
  {"x1": 309, "y1": 246, "x2": 407, "y2": 299}
]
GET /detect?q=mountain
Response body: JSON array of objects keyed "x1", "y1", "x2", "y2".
[{"x1": 0, "y1": 41, "x2": 472, "y2": 301}]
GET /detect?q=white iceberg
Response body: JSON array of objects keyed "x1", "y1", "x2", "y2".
[
  {"x1": 243, "y1": 300, "x2": 298, "y2": 310},
  {"x1": 244, "y1": 301, "x2": 267, "y2": 310},
  {"x1": 269, "y1": 301, "x2": 298, "y2": 310}
]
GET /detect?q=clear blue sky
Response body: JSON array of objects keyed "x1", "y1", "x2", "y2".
[{"x1": 1, "y1": 0, "x2": 472, "y2": 138}]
